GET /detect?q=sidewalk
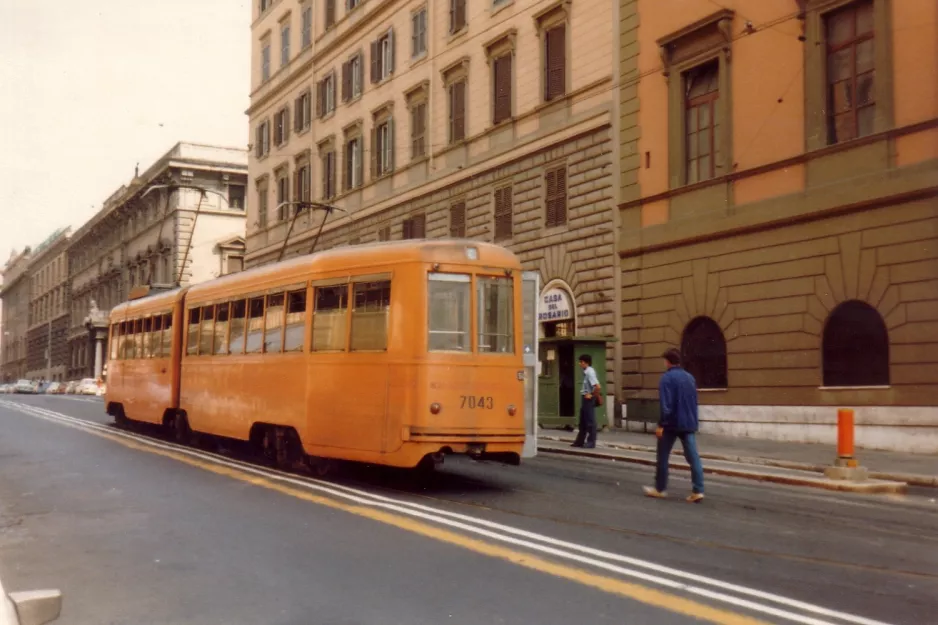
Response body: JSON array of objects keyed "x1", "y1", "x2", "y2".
[{"x1": 538, "y1": 428, "x2": 938, "y2": 489}]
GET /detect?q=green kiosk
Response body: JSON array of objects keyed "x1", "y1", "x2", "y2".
[{"x1": 537, "y1": 336, "x2": 613, "y2": 430}]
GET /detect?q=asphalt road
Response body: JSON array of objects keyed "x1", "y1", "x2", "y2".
[{"x1": 0, "y1": 394, "x2": 935, "y2": 625}]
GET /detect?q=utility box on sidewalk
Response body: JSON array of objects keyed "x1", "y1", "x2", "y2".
[{"x1": 537, "y1": 336, "x2": 612, "y2": 430}]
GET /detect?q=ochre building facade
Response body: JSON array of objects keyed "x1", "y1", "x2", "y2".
[{"x1": 618, "y1": 0, "x2": 938, "y2": 451}]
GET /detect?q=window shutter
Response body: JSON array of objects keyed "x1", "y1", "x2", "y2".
[
  {"x1": 341, "y1": 61, "x2": 350, "y2": 102},
  {"x1": 325, "y1": 0, "x2": 335, "y2": 28},
  {"x1": 411, "y1": 13, "x2": 418, "y2": 57},
  {"x1": 294, "y1": 97, "x2": 301, "y2": 132},
  {"x1": 450, "y1": 201, "x2": 466, "y2": 237},
  {"x1": 545, "y1": 26, "x2": 566, "y2": 101},
  {"x1": 555, "y1": 166, "x2": 567, "y2": 224},
  {"x1": 370, "y1": 40, "x2": 380, "y2": 83},
  {"x1": 545, "y1": 169, "x2": 557, "y2": 226},
  {"x1": 456, "y1": 0, "x2": 466, "y2": 32},
  {"x1": 494, "y1": 55, "x2": 512, "y2": 124},
  {"x1": 402, "y1": 219, "x2": 412, "y2": 240},
  {"x1": 451, "y1": 81, "x2": 466, "y2": 142},
  {"x1": 387, "y1": 117, "x2": 395, "y2": 172},
  {"x1": 495, "y1": 187, "x2": 512, "y2": 240},
  {"x1": 283, "y1": 108, "x2": 290, "y2": 142},
  {"x1": 414, "y1": 214, "x2": 426, "y2": 238},
  {"x1": 316, "y1": 81, "x2": 323, "y2": 117},
  {"x1": 388, "y1": 28, "x2": 395, "y2": 75},
  {"x1": 449, "y1": 0, "x2": 455, "y2": 33},
  {"x1": 255, "y1": 125, "x2": 263, "y2": 158},
  {"x1": 357, "y1": 138, "x2": 364, "y2": 187},
  {"x1": 370, "y1": 126, "x2": 377, "y2": 179}
]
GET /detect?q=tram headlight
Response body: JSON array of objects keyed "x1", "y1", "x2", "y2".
[
  {"x1": 430, "y1": 402, "x2": 442, "y2": 415},
  {"x1": 507, "y1": 404, "x2": 517, "y2": 416}
]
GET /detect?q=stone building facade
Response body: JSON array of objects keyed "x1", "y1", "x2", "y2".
[
  {"x1": 0, "y1": 248, "x2": 32, "y2": 382},
  {"x1": 25, "y1": 228, "x2": 71, "y2": 382},
  {"x1": 618, "y1": 0, "x2": 938, "y2": 451},
  {"x1": 66, "y1": 142, "x2": 248, "y2": 380},
  {"x1": 246, "y1": 0, "x2": 621, "y2": 393}
]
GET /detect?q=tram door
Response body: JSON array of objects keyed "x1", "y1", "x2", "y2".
[{"x1": 521, "y1": 271, "x2": 539, "y2": 458}]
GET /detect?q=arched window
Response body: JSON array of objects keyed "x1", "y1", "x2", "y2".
[
  {"x1": 681, "y1": 316, "x2": 728, "y2": 389},
  {"x1": 822, "y1": 300, "x2": 889, "y2": 387}
]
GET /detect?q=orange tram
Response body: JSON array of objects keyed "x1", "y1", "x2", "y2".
[{"x1": 105, "y1": 240, "x2": 528, "y2": 472}]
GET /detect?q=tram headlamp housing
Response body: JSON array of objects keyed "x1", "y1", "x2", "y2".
[
  {"x1": 507, "y1": 404, "x2": 517, "y2": 416},
  {"x1": 430, "y1": 402, "x2": 442, "y2": 415}
]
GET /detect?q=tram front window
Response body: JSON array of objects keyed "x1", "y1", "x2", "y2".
[
  {"x1": 477, "y1": 276, "x2": 514, "y2": 353},
  {"x1": 428, "y1": 273, "x2": 470, "y2": 352}
]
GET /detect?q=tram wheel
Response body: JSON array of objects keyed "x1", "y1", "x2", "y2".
[
  {"x1": 172, "y1": 414, "x2": 192, "y2": 445},
  {"x1": 114, "y1": 407, "x2": 129, "y2": 429},
  {"x1": 308, "y1": 456, "x2": 334, "y2": 478}
]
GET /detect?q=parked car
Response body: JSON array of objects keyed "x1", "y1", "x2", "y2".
[
  {"x1": 0, "y1": 575, "x2": 61, "y2": 625},
  {"x1": 0, "y1": 385, "x2": 11, "y2": 394},
  {"x1": 75, "y1": 379, "x2": 99, "y2": 396},
  {"x1": 63, "y1": 382, "x2": 79, "y2": 394},
  {"x1": 13, "y1": 380, "x2": 38, "y2": 394},
  {"x1": 44, "y1": 383, "x2": 61, "y2": 394}
]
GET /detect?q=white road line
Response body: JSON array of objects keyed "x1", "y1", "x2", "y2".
[{"x1": 0, "y1": 399, "x2": 897, "y2": 625}]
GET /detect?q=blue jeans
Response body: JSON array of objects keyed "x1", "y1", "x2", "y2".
[
  {"x1": 573, "y1": 396, "x2": 597, "y2": 447},
  {"x1": 655, "y1": 430, "x2": 704, "y2": 494}
]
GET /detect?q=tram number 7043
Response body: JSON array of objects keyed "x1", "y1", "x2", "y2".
[{"x1": 460, "y1": 396, "x2": 494, "y2": 409}]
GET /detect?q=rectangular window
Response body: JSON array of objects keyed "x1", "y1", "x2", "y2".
[
  {"x1": 411, "y1": 101, "x2": 426, "y2": 159},
  {"x1": 322, "y1": 150, "x2": 336, "y2": 199},
  {"x1": 229, "y1": 300, "x2": 247, "y2": 354},
  {"x1": 228, "y1": 184, "x2": 246, "y2": 210},
  {"x1": 142, "y1": 317, "x2": 153, "y2": 358},
  {"x1": 312, "y1": 285, "x2": 349, "y2": 351},
  {"x1": 375, "y1": 120, "x2": 393, "y2": 176},
  {"x1": 246, "y1": 297, "x2": 265, "y2": 354},
  {"x1": 477, "y1": 276, "x2": 514, "y2": 353},
  {"x1": 685, "y1": 61, "x2": 720, "y2": 184},
  {"x1": 162, "y1": 313, "x2": 173, "y2": 356},
  {"x1": 492, "y1": 54, "x2": 512, "y2": 124},
  {"x1": 346, "y1": 0, "x2": 361, "y2": 10},
  {"x1": 412, "y1": 8, "x2": 427, "y2": 57},
  {"x1": 255, "y1": 121, "x2": 270, "y2": 157},
  {"x1": 274, "y1": 107, "x2": 290, "y2": 146},
  {"x1": 402, "y1": 214, "x2": 426, "y2": 239},
  {"x1": 342, "y1": 53, "x2": 364, "y2": 102},
  {"x1": 295, "y1": 163, "x2": 311, "y2": 202},
  {"x1": 494, "y1": 186, "x2": 513, "y2": 241},
  {"x1": 378, "y1": 226, "x2": 390, "y2": 242},
  {"x1": 261, "y1": 42, "x2": 271, "y2": 82},
  {"x1": 301, "y1": 4, "x2": 313, "y2": 48},
  {"x1": 317, "y1": 74, "x2": 336, "y2": 117},
  {"x1": 187, "y1": 309, "x2": 199, "y2": 355},
  {"x1": 428, "y1": 274, "x2": 470, "y2": 352},
  {"x1": 277, "y1": 172, "x2": 290, "y2": 220},
  {"x1": 199, "y1": 305, "x2": 215, "y2": 355},
  {"x1": 264, "y1": 293, "x2": 285, "y2": 353},
  {"x1": 449, "y1": 0, "x2": 466, "y2": 33},
  {"x1": 448, "y1": 80, "x2": 466, "y2": 143},
  {"x1": 295, "y1": 90, "x2": 312, "y2": 132},
  {"x1": 325, "y1": 0, "x2": 336, "y2": 29},
  {"x1": 260, "y1": 0, "x2": 271, "y2": 12},
  {"x1": 544, "y1": 25, "x2": 566, "y2": 101},
  {"x1": 826, "y1": 1, "x2": 875, "y2": 144},
  {"x1": 284, "y1": 290, "x2": 307, "y2": 351},
  {"x1": 450, "y1": 201, "x2": 466, "y2": 237},
  {"x1": 280, "y1": 22, "x2": 290, "y2": 67},
  {"x1": 545, "y1": 166, "x2": 567, "y2": 227},
  {"x1": 351, "y1": 281, "x2": 391, "y2": 351},
  {"x1": 371, "y1": 30, "x2": 395, "y2": 83},
  {"x1": 214, "y1": 303, "x2": 230, "y2": 355},
  {"x1": 345, "y1": 137, "x2": 362, "y2": 190}
]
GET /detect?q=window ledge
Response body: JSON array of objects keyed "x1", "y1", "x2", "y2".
[
  {"x1": 490, "y1": 0, "x2": 515, "y2": 18},
  {"x1": 698, "y1": 387, "x2": 728, "y2": 393},
  {"x1": 447, "y1": 27, "x2": 469, "y2": 45},
  {"x1": 410, "y1": 51, "x2": 428, "y2": 69},
  {"x1": 296, "y1": 125, "x2": 311, "y2": 137},
  {"x1": 818, "y1": 386, "x2": 891, "y2": 391}
]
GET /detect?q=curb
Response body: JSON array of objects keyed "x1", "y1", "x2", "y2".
[
  {"x1": 538, "y1": 436, "x2": 938, "y2": 488},
  {"x1": 538, "y1": 445, "x2": 908, "y2": 494}
]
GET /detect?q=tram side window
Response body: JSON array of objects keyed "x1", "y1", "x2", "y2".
[
  {"x1": 312, "y1": 285, "x2": 348, "y2": 351},
  {"x1": 265, "y1": 293, "x2": 285, "y2": 353},
  {"x1": 187, "y1": 308, "x2": 200, "y2": 356},
  {"x1": 284, "y1": 290, "x2": 307, "y2": 352},
  {"x1": 199, "y1": 306, "x2": 215, "y2": 355},
  {"x1": 142, "y1": 317, "x2": 152, "y2": 358},
  {"x1": 229, "y1": 300, "x2": 247, "y2": 354},
  {"x1": 133, "y1": 319, "x2": 144, "y2": 359},
  {"x1": 110, "y1": 324, "x2": 120, "y2": 360},
  {"x1": 121, "y1": 321, "x2": 133, "y2": 359},
  {"x1": 246, "y1": 297, "x2": 265, "y2": 353},
  {"x1": 351, "y1": 281, "x2": 391, "y2": 351},
  {"x1": 428, "y1": 274, "x2": 470, "y2": 352},
  {"x1": 161, "y1": 313, "x2": 173, "y2": 356},
  {"x1": 151, "y1": 315, "x2": 163, "y2": 358},
  {"x1": 477, "y1": 276, "x2": 514, "y2": 353},
  {"x1": 214, "y1": 303, "x2": 230, "y2": 355}
]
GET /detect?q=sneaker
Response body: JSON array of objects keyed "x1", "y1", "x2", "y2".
[
  {"x1": 686, "y1": 493, "x2": 705, "y2": 503},
  {"x1": 642, "y1": 486, "x2": 667, "y2": 498}
]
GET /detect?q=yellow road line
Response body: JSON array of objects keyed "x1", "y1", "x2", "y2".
[{"x1": 62, "y1": 422, "x2": 771, "y2": 625}]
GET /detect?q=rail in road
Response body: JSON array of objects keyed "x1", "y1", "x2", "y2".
[{"x1": 1, "y1": 396, "x2": 933, "y2": 625}]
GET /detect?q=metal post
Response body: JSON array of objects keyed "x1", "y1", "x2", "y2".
[{"x1": 836, "y1": 408, "x2": 856, "y2": 467}]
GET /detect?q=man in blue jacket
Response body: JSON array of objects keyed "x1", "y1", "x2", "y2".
[{"x1": 643, "y1": 348, "x2": 705, "y2": 502}]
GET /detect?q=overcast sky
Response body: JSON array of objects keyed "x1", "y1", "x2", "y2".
[{"x1": 0, "y1": 0, "x2": 249, "y2": 265}]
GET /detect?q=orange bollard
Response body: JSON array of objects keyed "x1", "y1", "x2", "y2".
[{"x1": 836, "y1": 408, "x2": 857, "y2": 467}]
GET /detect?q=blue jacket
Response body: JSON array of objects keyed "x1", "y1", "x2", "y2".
[{"x1": 658, "y1": 366, "x2": 699, "y2": 432}]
